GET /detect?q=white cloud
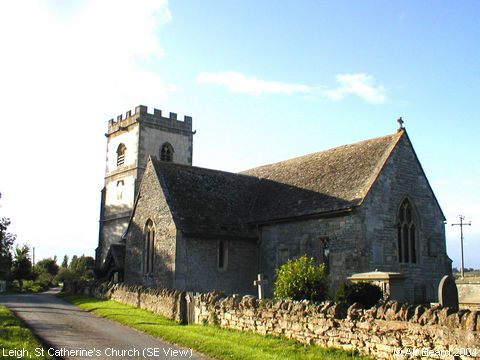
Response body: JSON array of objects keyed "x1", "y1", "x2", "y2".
[
  {"x1": 0, "y1": 0, "x2": 172, "y2": 115},
  {"x1": 0, "y1": 0, "x2": 172, "y2": 262},
  {"x1": 324, "y1": 73, "x2": 387, "y2": 104},
  {"x1": 197, "y1": 72, "x2": 312, "y2": 96},
  {"x1": 198, "y1": 71, "x2": 387, "y2": 104}
]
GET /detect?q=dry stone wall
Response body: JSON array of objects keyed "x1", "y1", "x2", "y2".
[
  {"x1": 69, "y1": 281, "x2": 185, "y2": 323},
  {"x1": 70, "y1": 282, "x2": 480, "y2": 359},
  {"x1": 195, "y1": 293, "x2": 480, "y2": 360}
]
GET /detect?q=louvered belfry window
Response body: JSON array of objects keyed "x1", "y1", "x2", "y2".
[
  {"x1": 117, "y1": 143, "x2": 126, "y2": 166},
  {"x1": 397, "y1": 199, "x2": 417, "y2": 263}
]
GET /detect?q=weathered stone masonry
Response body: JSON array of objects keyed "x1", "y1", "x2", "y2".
[
  {"x1": 72, "y1": 282, "x2": 480, "y2": 360},
  {"x1": 195, "y1": 293, "x2": 480, "y2": 360}
]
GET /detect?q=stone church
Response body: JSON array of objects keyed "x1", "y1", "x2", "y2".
[{"x1": 96, "y1": 105, "x2": 451, "y2": 303}]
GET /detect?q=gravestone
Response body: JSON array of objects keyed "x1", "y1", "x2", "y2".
[{"x1": 438, "y1": 275, "x2": 459, "y2": 311}]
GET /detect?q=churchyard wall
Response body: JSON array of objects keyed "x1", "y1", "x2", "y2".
[
  {"x1": 195, "y1": 293, "x2": 480, "y2": 360},
  {"x1": 72, "y1": 282, "x2": 186, "y2": 323},
  {"x1": 72, "y1": 282, "x2": 480, "y2": 359}
]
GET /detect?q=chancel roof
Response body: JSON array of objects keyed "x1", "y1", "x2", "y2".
[
  {"x1": 147, "y1": 131, "x2": 404, "y2": 237},
  {"x1": 242, "y1": 132, "x2": 403, "y2": 223}
]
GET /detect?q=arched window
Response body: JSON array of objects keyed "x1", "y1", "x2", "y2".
[
  {"x1": 160, "y1": 143, "x2": 174, "y2": 162},
  {"x1": 117, "y1": 143, "x2": 126, "y2": 166},
  {"x1": 143, "y1": 219, "x2": 155, "y2": 274},
  {"x1": 397, "y1": 199, "x2": 417, "y2": 264}
]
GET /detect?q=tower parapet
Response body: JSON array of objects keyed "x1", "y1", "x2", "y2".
[
  {"x1": 97, "y1": 104, "x2": 194, "y2": 277},
  {"x1": 107, "y1": 105, "x2": 193, "y2": 137}
]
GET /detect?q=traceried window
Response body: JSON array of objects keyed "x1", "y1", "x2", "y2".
[
  {"x1": 143, "y1": 219, "x2": 155, "y2": 274},
  {"x1": 397, "y1": 199, "x2": 417, "y2": 264},
  {"x1": 160, "y1": 143, "x2": 174, "y2": 162},
  {"x1": 116, "y1": 143, "x2": 126, "y2": 166},
  {"x1": 217, "y1": 240, "x2": 228, "y2": 271}
]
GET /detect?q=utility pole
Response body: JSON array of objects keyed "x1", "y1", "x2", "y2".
[{"x1": 451, "y1": 215, "x2": 471, "y2": 278}]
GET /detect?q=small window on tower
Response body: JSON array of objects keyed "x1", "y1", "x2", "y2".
[
  {"x1": 116, "y1": 180, "x2": 124, "y2": 200},
  {"x1": 117, "y1": 143, "x2": 126, "y2": 166},
  {"x1": 160, "y1": 143, "x2": 174, "y2": 162}
]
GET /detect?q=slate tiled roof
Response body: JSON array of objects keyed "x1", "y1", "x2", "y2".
[
  {"x1": 148, "y1": 131, "x2": 403, "y2": 237},
  {"x1": 151, "y1": 158, "x2": 259, "y2": 239},
  {"x1": 99, "y1": 243, "x2": 126, "y2": 275},
  {"x1": 242, "y1": 131, "x2": 403, "y2": 223}
]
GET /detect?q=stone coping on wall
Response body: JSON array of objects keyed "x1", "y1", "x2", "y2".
[
  {"x1": 194, "y1": 292, "x2": 480, "y2": 359},
  {"x1": 67, "y1": 282, "x2": 480, "y2": 360}
]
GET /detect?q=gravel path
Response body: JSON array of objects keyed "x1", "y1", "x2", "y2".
[{"x1": 0, "y1": 289, "x2": 209, "y2": 360}]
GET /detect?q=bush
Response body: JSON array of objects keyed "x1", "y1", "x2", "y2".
[
  {"x1": 274, "y1": 255, "x2": 328, "y2": 302},
  {"x1": 335, "y1": 281, "x2": 382, "y2": 308},
  {"x1": 11, "y1": 280, "x2": 47, "y2": 293},
  {"x1": 22, "y1": 280, "x2": 45, "y2": 293}
]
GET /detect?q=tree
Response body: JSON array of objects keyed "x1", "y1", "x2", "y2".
[
  {"x1": 69, "y1": 255, "x2": 78, "y2": 271},
  {"x1": 57, "y1": 254, "x2": 95, "y2": 283},
  {"x1": 33, "y1": 257, "x2": 60, "y2": 288},
  {"x1": 274, "y1": 255, "x2": 329, "y2": 302},
  {"x1": 61, "y1": 255, "x2": 69, "y2": 269},
  {"x1": 11, "y1": 244, "x2": 33, "y2": 289},
  {"x1": 0, "y1": 217, "x2": 16, "y2": 279},
  {"x1": 35, "y1": 257, "x2": 59, "y2": 277}
]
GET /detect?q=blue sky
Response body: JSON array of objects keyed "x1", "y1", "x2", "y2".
[{"x1": 0, "y1": 0, "x2": 478, "y2": 269}]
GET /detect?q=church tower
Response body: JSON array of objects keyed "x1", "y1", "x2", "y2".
[{"x1": 96, "y1": 105, "x2": 194, "y2": 275}]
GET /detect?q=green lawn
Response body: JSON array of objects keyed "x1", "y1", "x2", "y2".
[
  {"x1": 58, "y1": 293, "x2": 371, "y2": 360},
  {"x1": 0, "y1": 305, "x2": 54, "y2": 360}
]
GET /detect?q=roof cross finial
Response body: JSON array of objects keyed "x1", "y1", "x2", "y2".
[{"x1": 397, "y1": 117, "x2": 404, "y2": 131}]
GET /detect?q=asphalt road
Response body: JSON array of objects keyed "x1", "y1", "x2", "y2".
[{"x1": 0, "y1": 289, "x2": 209, "y2": 360}]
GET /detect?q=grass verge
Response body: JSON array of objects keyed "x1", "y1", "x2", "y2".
[
  {"x1": 0, "y1": 305, "x2": 54, "y2": 360},
  {"x1": 58, "y1": 293, "x2": 371, "y2": 360}
]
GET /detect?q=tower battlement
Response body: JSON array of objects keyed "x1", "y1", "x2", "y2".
[{"x1": 107, "y1": 105, "x2": 193, "y2": 136}]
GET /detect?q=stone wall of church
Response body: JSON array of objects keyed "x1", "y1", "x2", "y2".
[
  {"x1": 259, "y1": 213, "x2": 365, "y2": 297},
  {"x1": 124, "y1": 162, "x2": 177, "y2": 288},
  {"x1": 174, "y1": 234, "x2": 258, "y2": 295},
  {"x1": 360, "y1": 133, "x2": 450, "y2": 303},
  {"x1": 99, "y1": 216, "x2": 129, "y2": 265}
]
